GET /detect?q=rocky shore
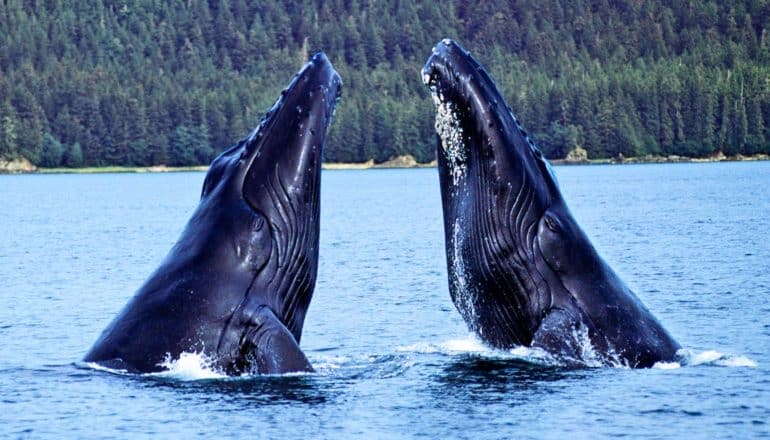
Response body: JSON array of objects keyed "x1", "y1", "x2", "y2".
[
  {"x1": 551, "y1": 151, "x2": 770, "y2": 166},
  {"x1": 0, "y1": 158, "x2": 36, "y2": 173},
  {"x1": 2, "y1": 153, "x2": 768, "y2": 174}
]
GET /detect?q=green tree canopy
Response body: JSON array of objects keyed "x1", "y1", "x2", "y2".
[{"x1": 0, "y1": 0, "x2": 767, "y2": 167}]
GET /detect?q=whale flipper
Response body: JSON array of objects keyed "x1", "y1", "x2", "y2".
[
  {"x1": 531, "y1": 308, "x2": 594, "y2": 364},
  {"x1": 242, "y1": 306, "x2": 314, "y2": 375}
]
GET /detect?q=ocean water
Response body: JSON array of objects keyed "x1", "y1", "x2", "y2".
[{"x1": 1, "y1": 162, "x2": 768, "y2": 438}]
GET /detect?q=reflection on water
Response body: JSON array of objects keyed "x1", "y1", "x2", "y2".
[
  {"x1": 145, "y1": 374, "x2": 334, "y2": 406},
  {"x1": 433, "y1": 356, "x2": 579, "y2": 402}
]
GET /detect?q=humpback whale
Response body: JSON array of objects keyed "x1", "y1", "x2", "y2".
[
  {"x1": 422, "y1": 39, "x2": 680, "y2": 367},
  {"x1": 84, "y1": 52, "x2": 342, "y2": 375}
]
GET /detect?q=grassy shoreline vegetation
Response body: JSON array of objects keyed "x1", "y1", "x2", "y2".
[{"x1": 1, "y1": 1, "x2": 768, "y2": 169}]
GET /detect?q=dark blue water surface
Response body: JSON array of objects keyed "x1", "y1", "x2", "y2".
[{"x1": 1, "y1": 162, "x2": 768, "y2": 438}]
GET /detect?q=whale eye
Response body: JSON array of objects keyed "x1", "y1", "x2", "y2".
[
  {"x1": 544, "y1": 214, "x2": 560, "y2": 233},
  {"x1": 254, "y1": 216, "x2": 265, "y2": 231}
]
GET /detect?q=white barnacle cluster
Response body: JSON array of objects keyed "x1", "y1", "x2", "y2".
[{"x1": 430, "y1": 88, "x2": 467, "y2": 184}]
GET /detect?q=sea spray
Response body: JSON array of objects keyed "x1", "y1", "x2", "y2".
[{"x1": 154, "y1": 351, "x2": 228, "y2": 380}]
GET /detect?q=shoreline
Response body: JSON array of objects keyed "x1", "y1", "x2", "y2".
[
  {"x1": 551, "y1": 152, "x2": 770, "y2": 166},
  {"x1": 1, "y1": 153, "x2": 768, "y2": 174}
]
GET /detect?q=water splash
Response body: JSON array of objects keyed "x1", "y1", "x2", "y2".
[
  {"x1": 398, "y1": 334, "x2": 757, "y2": 371},
  {"x1": 651, "y1": 361, "x2": 681, "y2": 370},
  {"x1": 80, "y1": 351, "x2": 228, "y2": 380},
  {"x1": 449, "y1": 218, "x2": 478, "y2": 331},
  {"x1": 153, "y1": 351, "x2": 228, "y2": 380},
  {"x1": 561, "y1": 325, "x2": 623, "y2": 368},
  {"x1": 567, "y1": 326, "x2": 635, "y2": 368}
]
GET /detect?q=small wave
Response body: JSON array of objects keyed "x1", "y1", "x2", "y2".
[
  {"x1": 83, "y1": 352, "x2": 230, "y2": 380},
  {"x1": 400, "y1": 335, "x2": 759, "y2": 371},
  {"x1": 397, "y1": 334, "x2": 558, "y2": 367},
  {"x1": 310, "y1": 355, "x2": 353, "y2": 371},
  {"x1": 82, "y1": 361, "x2": 133, "y2": 376},
  {"x1": 401, "y1": 332, "x2": 634, "y2": 368},
  {"x1": 652, "y1": 349, "x2": 758, "y2": 369},
  {"x1": 153, "y1": 352, "x2": 319, "y2": 380},
  {"x1": 83, "y1": 352, "x2": 324, "y2": 380},
  {"x1": 310, "y1": 353, "x2": 414, "y2": 379},
  {"x1": 686, "y1": 350, "x2": 758, "y2": 368},
  {"x1": 399, "y1": 331, "x2": 635, "y2": 368},
  {"x1": 83, "y1": 352, "x2": 406, "y2": 380},
  {"x1": 397, "y1": 334, "x2": 492, "y2": 355},
  {"x1": 688, "y1": 350, "x2": 757, "y2": 368}
]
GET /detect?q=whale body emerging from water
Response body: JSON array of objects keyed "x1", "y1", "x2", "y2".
[
  {"x1": 422, "y1": 39, "x2": 680, "y2": 367},
  {"x1": 84, "y1": 52, "x2": 342, "y2": 375}
]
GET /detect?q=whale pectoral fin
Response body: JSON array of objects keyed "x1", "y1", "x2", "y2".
[
  {"x1": 243, "y1": 306, "x2": 314, "y2": 375},
  {"x1": 531, "y1": 308, "x2": 590, "y2": 365}
]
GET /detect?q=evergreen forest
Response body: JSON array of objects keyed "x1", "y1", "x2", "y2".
[{"x1": 1, "y1": 0, "x2": 769, "y2": 167}]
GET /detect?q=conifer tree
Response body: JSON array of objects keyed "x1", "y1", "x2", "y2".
[{"x1": 0, "y1": 0, "x2": 768, "y2": 166}]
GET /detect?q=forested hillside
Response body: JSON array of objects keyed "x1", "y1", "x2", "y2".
[{"x1": 1, "y1": 1, "x2": 768, "y2": 167}]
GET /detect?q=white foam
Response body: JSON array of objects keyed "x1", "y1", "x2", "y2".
[
  {"x1": 310, "y1": 355, "x2": 352, "y2": 370},
  {"x1": 84, "y1": 362, "x2": 132, "y2": 375},
  {"x1": 690, "y1": 350, "x2": 723, "y2": 365},
  {"x1": 686, "y1": 350, "x2": 758, "y2": 368},
  {"x1": 397, "y1": 334, "x2": 490, "y2": 355},
  {"x1": 442, "y1": 334, "x2": 492, "y2": 353},
  {"x1": 398, "y1": 335, "x2": 561, "y2": 367},
  {"x1": 508, "y1": 345, "x2": 557, "y2": 364},
  {"x1": 652, "y1": 349, "x2": 757, "y2": 370},
  {"x1": 399, "y1": 334, "x2": 760, "y2": 371},
  {"x1": 396, "y1": 341, "x2": 442, "y2": 354},
  {"x1": 652, "y1": 361, "x2": 681, "y2": 370},
  {"x1": 152, "y1": 351, "x2": 228, "y2": 380},
  {"x1": 82, "y1": 351, "x2": 228, "y2": 380},
  {"x1": 715, "y1": 356, "x2": 758, "y2": 368}
]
